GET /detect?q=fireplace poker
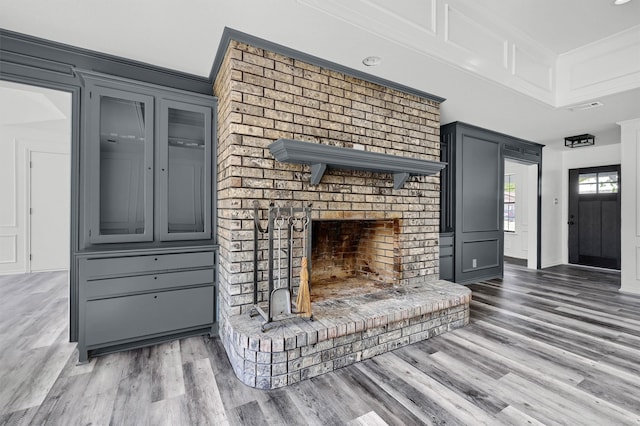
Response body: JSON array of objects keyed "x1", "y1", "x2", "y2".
[{"x1": 269, "y1": 213, "x2": 292, "y2": 321}]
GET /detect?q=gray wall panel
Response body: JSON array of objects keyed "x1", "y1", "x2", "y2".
[
  {"x1": 461, "y1": 239, "x2": 501, "y2": 272},
  {"x1": 461, "y1": 136, "x2": 501, "y2": 233}
]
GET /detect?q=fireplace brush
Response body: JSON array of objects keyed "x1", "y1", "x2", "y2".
[{"x1": 295, "y1": 215, "x2": 312, "y2": 318}]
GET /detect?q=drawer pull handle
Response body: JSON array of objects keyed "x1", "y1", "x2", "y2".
[
  {"x1": 154, "y1": 295, "x2": 158, "y2": 299},
  {"x1": 154, "y1": 276, "x2": 158, "y2": 280},
  {"x1": 154, "y1": 257, "x2": 158, "y2": 261}
]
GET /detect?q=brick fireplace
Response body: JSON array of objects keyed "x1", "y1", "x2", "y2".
[{"x1": 213, "y1": 37, "x2": 470, "y2": 389}]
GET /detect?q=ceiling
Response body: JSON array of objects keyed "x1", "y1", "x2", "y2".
[{"x1": 1, "y1": 0, "x2": 639, "y2": 149}]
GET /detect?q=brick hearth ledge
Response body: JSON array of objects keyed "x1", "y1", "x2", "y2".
[{"x1": 222, "y1": 279, "x2": 471, "y2": 389}]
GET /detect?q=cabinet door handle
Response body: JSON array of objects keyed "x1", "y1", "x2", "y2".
[
  {"x1": 154, "y1": 295, "x2": 158, "y2": 299},
  {"x1": 154, "y1": 276, "x2": 158, "y2": 280}
]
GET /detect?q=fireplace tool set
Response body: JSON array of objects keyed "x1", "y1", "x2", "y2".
[{"x1": 251, "y1": 203, "x2": 313, "y2": 331}]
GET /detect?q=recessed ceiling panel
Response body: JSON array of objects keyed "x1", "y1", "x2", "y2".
[
  {"x1": 513, "y1": 45, "x2": 553, "y2": 92},
  {"x1": 366, "y1": 0, "x2": 436, "y2": 34},
  {"x1": 445, "y1": 5, "x2": 508, "y2": 70},
  {"x1": 298, "y1": 0, "x2": 437, "y2": 55},
  {"x1": 570, "y1": 43, "x2": 640, "y2": 91}
]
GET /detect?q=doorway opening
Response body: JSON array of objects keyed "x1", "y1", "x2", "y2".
[
  {"x1": 503, "y1": 158, "x2": 539, "y2": 269},
  {"x1": 0, "y1": 80, "x2": 72, "y2": 275},
  {"x1": 568, "y1": 165, "x2": 621, "y2": 270}
]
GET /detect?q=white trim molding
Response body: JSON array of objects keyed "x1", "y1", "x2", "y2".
[{"x1": 619, "y1": 117, "x2": 640, "y2": 295}]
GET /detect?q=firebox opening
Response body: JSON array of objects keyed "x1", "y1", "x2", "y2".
[{"x1": 311, "y1": 219, "x2": 399, "y2": 301}]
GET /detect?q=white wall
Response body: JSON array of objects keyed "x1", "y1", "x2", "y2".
[
  {"x1": 0, "y1": 82, "x2": 71, "y2": 275},
  {"x1": 619, "y1": 118, "x2": 640, "y2": 295},
  {"x1": 541, "y1": 137, "x2": 621, "y2": 268},
  {"x1": 541, "y1": 146, "x2": 563, "y2": 267}
]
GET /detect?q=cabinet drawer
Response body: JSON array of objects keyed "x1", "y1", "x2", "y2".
[
  {"x1": 84, "y1": 251, "x2": 214, "y2": 277},
  {"x1": 85, "y1": 268, "x2": 213, "y2": 299},
  {"x1": 85, "y1": 286, "x2": 214, "y2": 346}
]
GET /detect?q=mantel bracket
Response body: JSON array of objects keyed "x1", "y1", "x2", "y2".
[
  {"x1": 310, "y1": 163, "x2": 327, "y2": 185},
  {"x1": 393, "y1": 172, "x2": 411, "y2": 190}
]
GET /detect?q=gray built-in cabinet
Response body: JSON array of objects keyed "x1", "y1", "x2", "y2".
[
  {"x1": 76, "y1": 71, "x2": 217, "y2": 362},
  {"x1": 439, "y1": 122, "x2": 542, "y2": 284}
]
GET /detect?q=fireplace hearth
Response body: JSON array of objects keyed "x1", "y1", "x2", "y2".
[{"x1": 225, "y1": 278, "x2": 470, "y2": 389}]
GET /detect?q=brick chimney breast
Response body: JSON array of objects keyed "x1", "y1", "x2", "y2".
[{"x1": 212, "y1": 38, "x2": 469, "y2": 389}]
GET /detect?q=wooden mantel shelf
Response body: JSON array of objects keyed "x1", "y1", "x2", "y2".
[{"x1": 268, "y1": 139, "x2": 447, "y2": 189}]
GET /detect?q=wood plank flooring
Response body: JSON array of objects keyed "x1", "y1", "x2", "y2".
[{"x1": 1, "y1": 262, "x2": 639, "y2": 425}]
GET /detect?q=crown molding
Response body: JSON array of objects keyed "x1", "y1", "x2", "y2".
[{"x1": 0, "y1": 28, "x2": 213, "y2": 94}]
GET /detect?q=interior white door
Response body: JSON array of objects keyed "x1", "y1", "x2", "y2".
[{"x1": 29, "y1": 150, "x2": 70, "y2": 272}]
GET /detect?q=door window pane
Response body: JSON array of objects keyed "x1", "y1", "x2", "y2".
[
  {"x1": 579, "y1": 171, "x2": 619, "y2": 194},
  {"x1": 598, "y1": 171, "x2": 619, "y2": 193},
  {"x1": 167, "y1": 108, "x2": 205, "y2": 233},
  {"x1": 504, "y1": 203, "x2": 515, "y2": 232},
  {"x1": 504, "y1": 174, "x2": 516, "y2": 232},
  {"x1": 99, "y1": 96, "x2": 146, "y2": 235},
  {"x1": 578, "y1": 173, "x2": 597, "y2": 184}
]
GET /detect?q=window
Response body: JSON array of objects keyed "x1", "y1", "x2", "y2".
[
  {"x1": 504, "y1": 174, "x2": 516, "y2": 232},
  {"x1": 579, "y1": 171, "x2": 619, "y2": 194}
]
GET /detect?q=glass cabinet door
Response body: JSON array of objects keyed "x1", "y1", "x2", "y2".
[
  {"x1": 87, "y1": 85, "x2": 154, "y2": 243},
  {"x1": 158, "y1": 99, "x2": 212, "y2": 241}
]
